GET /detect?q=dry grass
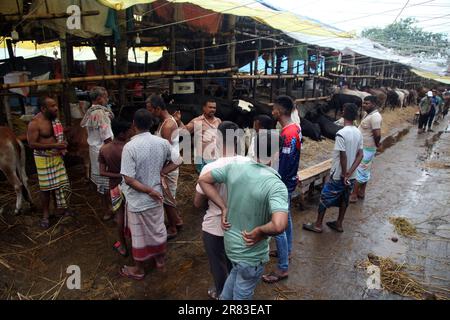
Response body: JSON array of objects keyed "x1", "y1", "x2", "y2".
[
  {"x1": 389, "y1": 217, "x2": 418, "y2": 238},
  {"x1": 356, "y1": 254, "x2": 449, "y2": 300},
  {"x1": 421, "y1": 161, "x2": 450, "y2": 170},
  {"x1": 378, "y1": 106, "x2": 417, "y2": 137}
]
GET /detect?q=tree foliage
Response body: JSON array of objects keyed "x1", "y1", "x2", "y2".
[{"x1": 362, "y1": 18, "x2": 449, "y2": 58}]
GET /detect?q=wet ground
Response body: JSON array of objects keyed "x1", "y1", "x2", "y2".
[{"x1": 0, "y1": 112, "x2": 449, "y2": 300}]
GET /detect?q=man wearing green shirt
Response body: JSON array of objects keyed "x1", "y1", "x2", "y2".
[{"x1": 198, "y1": 131, "x2": 289, "y2": 300}]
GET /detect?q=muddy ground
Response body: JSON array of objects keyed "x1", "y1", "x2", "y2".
[{"x1": 0, "y1": 106, "x2": 449, "y2": 300}]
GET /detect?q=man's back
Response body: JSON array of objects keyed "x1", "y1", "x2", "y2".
[
  {"x1": 121, "y1": 132, "x2": 172, "y2": 212},
  {"x1": 211, "y1": 162, "x2": 288, "y2": 266}
]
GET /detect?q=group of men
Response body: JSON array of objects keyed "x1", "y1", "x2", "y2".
[
  {"x1": 26, "y1": 86, "x2": 387, "y2": 300},
  {"x1": 418, "y1": 89, "x2": 449, "y2": 134}
]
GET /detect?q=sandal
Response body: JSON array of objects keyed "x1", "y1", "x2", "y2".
[
  {"x1": 262, "y1": 271, "x2": 288, "y2": 284},
  {"x1": 167, "y1": 229, "x2": 177, "y2": 240},
  {"x1": 39, "y1": 218, "x2": 50, "y2": 229},
  {"x1": 119, "y1": 265, "x2": 145, "y2": 281},
  {"x1": 326, "y1": 221, "x2": 344, "y2": 233},
  {"x1": 302, "y1": 223, "x2": 323, "y2": 233},
  {"x1": 207, "y1": 288, "x2": 219, "y2": 300},
  {"x1": 113, "y1": 241, "x2": 128, "y2": 257},
  {"x1": 103, "y1": 213, "x2": 114, "y2": 221}
]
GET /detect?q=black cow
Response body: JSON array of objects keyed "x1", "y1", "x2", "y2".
[
  {"x1": 386, "y1": 90, "x2": 400, "y2": 110},
  {"x1": 300, "y1": 117, "x2": 322, "y2": 141},
  {"x1": 316, "y1": 115, "x2": 343, "y2": 140},
  {"x1": 326, "y1": 94, "x2": 362, "y2": 120}
]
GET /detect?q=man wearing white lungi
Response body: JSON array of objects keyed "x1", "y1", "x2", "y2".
[
  {"x1": 81, "y1": 86, "x2": 114, "y2": 220},
  {"x1": 120, "y1": 109, "x2": 181, "y2": 280}
]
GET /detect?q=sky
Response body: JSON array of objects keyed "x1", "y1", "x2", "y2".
[{"x1": 264, "y1": 0, "x2": 450, "y2": 37}]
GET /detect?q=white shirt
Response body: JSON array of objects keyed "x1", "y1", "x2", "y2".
[
  {"x1": 121, "y1": 132, "x2": 174, "y2": 212},
  {"x1": 330, "y1": 126, "x2": 363, "y2": 180},
  {"x1": 358, "y1": 110, "x2": 382, "y2": 148},
  {"x1": 195, "y1": 155, "x2": 251, "y2": 237}
]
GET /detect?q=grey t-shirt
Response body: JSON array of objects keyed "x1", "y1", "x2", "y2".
[
  {"x1": 120, "y1": 132, "x2": 173, "y2": 212},
  {"x1": 330, "y1": 126, "x2": 363, "y2": 180}
]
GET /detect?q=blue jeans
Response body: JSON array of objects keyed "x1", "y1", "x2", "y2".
[
  {"x1": 274, "y1": 193, "x2": 293, "y2": 272},
  {"x1": 220, "y1": 262, "x2": 264, "y2": 300}
]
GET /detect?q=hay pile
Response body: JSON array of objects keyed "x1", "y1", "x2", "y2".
[
  {"x1": 379, "y1": 107, "x2": 417, "y2": 137},
  {"x1": 356, "y1": 254, "x2": 449, "y2": 300},
  {"x1": 389, "y1": 217, "x2": 418, "y2": 238},
  {"x1": 300, "y1": 137, "x2": 334, "y2": 169}
]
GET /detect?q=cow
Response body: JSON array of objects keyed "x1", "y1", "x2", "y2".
[
  {"x1": 326, "y1": 93, "x2": 362, "y2": 120},
  {"x1": 361, "y1": 86, "x2": 387, "y2": 110},
  {"x1": 383, "y1": 87, "x2": 400, "y2": 110},
  {"x1": 394, "y1": 89, "x2": 405, "y2": 108},
  {"x1": 64, "y1": 119, "x2": 90, "y2": 180},
  {"x1": 0, "y1": 127, "x2": 34, "y2": 214},
  {"x1": 407, "y1": 89, "x2": 418, "y2": 106}
]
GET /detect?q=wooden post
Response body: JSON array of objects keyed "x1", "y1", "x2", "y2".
[
  {"x1": 227, "y1": 15, "x2": 236, "y2": 101},
  {"x1": 6, "y1": 39, "x2": 16, "y2": 70},
  {"x1": 200, "y1": 38, "x2": 205, "y2": 96},
  {"x1": 286, "y1": 47, "x2": 294, "y2": 96},
  {"x1": 253, "y1": 42, "x2": 259, "y2": 99},
  {"x1": 381, "y1": 60, "x2": 386, "y2": 87},
  {"x1": 367, "y1": 57, "x2": 373, "y2": 86},
  {"x1": 144, "y1": 51, "x2": 148, "y2": 97},
  {"x1": 60, "y1": 34, "x2": 71, "y2": 126},
  {"x1": 109, "y1": 45, "x2": 114, "y2": 75},
  {"x1": 170, "y1": 25, "x2": 176, "y2": 94},
  {"x1": 275, "y1": 50, "x2": 282, "y2": 96},
  {"x1": 349, "y1": 54, "x2": 355, "y2": 87},
  {"x1": 116, "y1": 9, "x2": 129, "y2": 107},
  {"x1": 270, "y1": 48, "x2": 275, "y2": 102}
]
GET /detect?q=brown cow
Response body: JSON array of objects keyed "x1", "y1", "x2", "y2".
[
  {"x1": 0, "y1": 127, "x2": 34, "y2": 214},
  {"x1": 64, "y1": 118, "x2": 90, "y2": 180}
]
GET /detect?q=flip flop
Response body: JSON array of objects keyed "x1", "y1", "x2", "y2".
[
  {"x1": 119, "y1": 266, "x2": 145, "y2": 281},
  {"x1": 326, "y1": 221, "x2": 344, "y2": 233},
  {"x1": 302, "y1": 223, "x2": 323, "y2": 233},
  {"x1": 207, "y1": 288, "x2": 218, "y2": 300},
  {"x1": 262, "y1": 271, "x2": 288, "y2": 284},
  {"x1": 39, "y1": 218, "x2": 50, "y2": 229}
]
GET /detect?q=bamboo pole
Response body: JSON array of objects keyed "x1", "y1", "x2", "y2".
[
  {"x1": 0, "y1": 68, "x2": 235, "y2": 90},
  {"x1": 227, "y1": 15, "x2": 237, "y2": 101},
  {"x1": 328, "y1": 73, "x2": 377, "y2": 79}
]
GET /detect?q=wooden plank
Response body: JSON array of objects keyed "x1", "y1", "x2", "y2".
[{"x1": 298, "y1": 159, "x2": 332, "y2": 182}]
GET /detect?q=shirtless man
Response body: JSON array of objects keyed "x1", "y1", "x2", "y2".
[
  {"x1": 147, "y1": 94, "x2": 183, "y2": 239},
  {"x1": 27, "y1": 96, "x2": 74, "y2": 228},
  {"x1": 174, "y1": 99, "x2": 221, "y2": 173}
]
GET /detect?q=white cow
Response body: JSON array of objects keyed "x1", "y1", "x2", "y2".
[{"x1": 0, "y1": 127, "x2": 33, "y2": 214}]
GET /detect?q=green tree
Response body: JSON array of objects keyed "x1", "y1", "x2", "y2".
[{"x1": 362, "y1": 18, "x2": 449, "y2": 58}]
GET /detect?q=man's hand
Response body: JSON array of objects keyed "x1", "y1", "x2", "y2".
[
  {"x1": 55, "y1": 141, "x2": 68, "y2": 149},
  {"x1": 148, "y1": 189, "x2": 163, "y2": 203},
  {"x1": 221, "y1": 207, "x2": 231, "y2": 231},
  {"x1": 242, "y1": 227, "x2": 265, "y2": 246}
]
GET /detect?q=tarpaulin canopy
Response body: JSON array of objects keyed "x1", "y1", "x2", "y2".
[
  {"x1": 97, "y1": 0, "x2": 353, "y2": 38},
  {"x1": 411, "y1": 69, "x2": 450, "y2": 85},
  {"x1": 97, "y1": 0, "x2": 449, "y2": 83}
]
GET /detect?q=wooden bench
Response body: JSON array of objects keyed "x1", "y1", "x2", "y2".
[{"x1": 297, "y1": 159, "x2": 332, "y2": 201}]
